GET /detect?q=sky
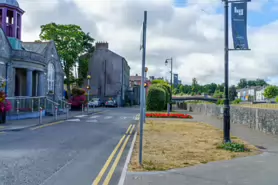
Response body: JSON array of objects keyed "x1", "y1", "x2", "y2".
[{"x1": 18, "y1": 0, "x2": 278, "y2": 85}]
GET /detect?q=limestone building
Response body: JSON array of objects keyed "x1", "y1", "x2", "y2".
[{"x1": 0, "y1": 0, "x2": 64, "y2": 100}]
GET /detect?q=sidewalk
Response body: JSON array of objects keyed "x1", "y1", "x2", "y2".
[
  {"x1": 124, "y1": 110, "x2": 278, "y2": 185},
  {"x1": 0, "y1": 108, "x2": 104, "y2": 132}
]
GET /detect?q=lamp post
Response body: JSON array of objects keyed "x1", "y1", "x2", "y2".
[
  {"x1": 165, "y1": 58, "x2": 173, "y2": 111},
  {"x1": 86, "y1": 74, "x2": 91, "y2": 112}
]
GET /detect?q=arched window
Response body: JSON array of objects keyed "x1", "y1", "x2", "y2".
[{"x1": 47, "y1": 63, "x2": 55, "y2": 92}]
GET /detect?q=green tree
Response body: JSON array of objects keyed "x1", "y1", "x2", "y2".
[
  {"x1": 38, "y1": 23, "x2": 94, "y2": 93},
  {"x1": 229, "y1": 85, "x2": 237, "y2": 101},
  {"x1": 263, "y1": 85, "x2": 278, "y2": 99},
  {"x1": 213, "y1": 90, "x2": 224, "y2": 99},
  {"x1": 179, "y1": 85, "x2": 184, "y2": 94},
  {"x1": 255, "y1": 79, "x2": 268, "y2": 86},
  {"x1": 237, "y1": 78, "x2": 248, "y2": 89}
]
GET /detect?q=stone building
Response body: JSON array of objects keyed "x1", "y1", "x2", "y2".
[
  {"x1": 0, "y1": 0, "x2": 64, "y2": 100},
  {"x1": 87, "y1": 42, "x2": 130, "y2": 106}
]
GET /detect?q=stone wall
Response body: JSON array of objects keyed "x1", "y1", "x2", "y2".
[{"x1": 178, "y1": 103, "x2": 278, "y2": 135}]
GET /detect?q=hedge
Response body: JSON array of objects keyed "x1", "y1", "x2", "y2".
[
  {"x1": 153, "y1": 84, "x2": 171, "y2": 109},
  {"x1": 146, "y1": 86, "x2": 166, "y2": 111}
]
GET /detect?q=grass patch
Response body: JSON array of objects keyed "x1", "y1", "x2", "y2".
[{"x1": 129, "y1": 120, "x2": 260, "y2": 172}]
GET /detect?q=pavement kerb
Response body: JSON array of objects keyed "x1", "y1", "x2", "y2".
[{"x1": 0, "y1": 110, "x2": 105, "y2": 132}]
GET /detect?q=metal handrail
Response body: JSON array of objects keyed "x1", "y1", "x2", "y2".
[{"x1": 46, "y1": 98, "x2": 59, "y2": 106}]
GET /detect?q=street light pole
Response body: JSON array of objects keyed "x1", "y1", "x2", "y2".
[
  {"x1": 223, "y1": 0, "x2": 230, "y2": 143},
  {"x1": 87, "y1": 74, "x2": 91, "y2": 113},
  {"x1": 165, "y1": 58, "x2": 173, "y2": 111}
]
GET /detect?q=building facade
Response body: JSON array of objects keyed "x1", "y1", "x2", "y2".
[
  {"x1": 173, "y1": 73, "x2": 179, "y2": 88},
  {"x1": 87, "y1": 42, "x2": 130, "y2": 106},
  {"x1": 0, "y1": 0, "x2": 64, "y2": 100}
]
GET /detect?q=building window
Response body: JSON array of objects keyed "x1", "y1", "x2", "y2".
[{"x1": 47, "y1": 62, "x2": 55, "y2": 91}]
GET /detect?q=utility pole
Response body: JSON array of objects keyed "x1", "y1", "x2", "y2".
[
  {"x1": 165, "y1": 58, "x2": 173, "y2": 111},
  {"x1": 223, "y1": 0, "x2": 231, "y2": 143},
  {"x1": 222, "y1": 0, "x2": 250, "y2": 143},
  {"x1": 139, "y1": 11, "x2": 147, "y2": 165}
]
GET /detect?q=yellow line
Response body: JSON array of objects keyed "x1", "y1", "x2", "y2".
[
  {"x1": 92, "y1": 124, "x2": 132, "y2": 185},
  {"x1": 103, "y1": 125, "x2": 135, "y2": 185},
  {"x1": 30, "y1": 121, "x2": 64, "y2": 130}
]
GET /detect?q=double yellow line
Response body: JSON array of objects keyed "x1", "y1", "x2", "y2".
[{"x1": 92, "y1": 124, "x2": 135, "y2": 185}]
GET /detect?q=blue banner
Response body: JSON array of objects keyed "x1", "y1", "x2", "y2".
[{"x1": 231, "y1": 2, "x2": 249, "y2": 49}]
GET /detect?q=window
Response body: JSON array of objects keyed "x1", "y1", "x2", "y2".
[{"x1": 47, "y1": 63, "x2": 55, "y2": 91}]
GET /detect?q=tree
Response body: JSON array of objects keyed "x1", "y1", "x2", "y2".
[
  {"x1": 255, "y1": 79, "x2": 268, "y2": 86},
  {"x1": 38, "y1": 23, "x2": 94, "y2": 93},
  {"x1": 229, "y1": 85, "x2": 237, "y2": 101},
  {"x1": 263, "y1": 85, "x2": 278, "y2": 99},
  {"x1": 237, "y1": 78, "x2": 248, "y2": 89}
]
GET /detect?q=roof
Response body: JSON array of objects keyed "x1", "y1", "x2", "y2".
[
  {"x1": 0, "y1": 0, "x2": 19, "y2": 7},
  {"x1": 21, "y1": 42, "x2": 49, "y2": 54},
  {"x1": 130, "y1": 75, "x2": 141, "y2": 81}
]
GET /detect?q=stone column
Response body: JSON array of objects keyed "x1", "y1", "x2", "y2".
[
  {"x1": 26, "y1": 69, "x2": 33, "y2": 96},
  {"x1": 2, "y1": 8, "x2": 7, "y2": 33},
  {"x1": 38, "y1": 71, "x2": 45, "y2": 96},
  {"x1": 13, "y1": 10, "x2": 17, "y2": 38}
]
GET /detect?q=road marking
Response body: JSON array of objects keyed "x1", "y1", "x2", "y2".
[
  {"x1": 92, "y1": 124, "x2": 132, "y2": 185},
  {"x1": 90, "y1": 115, "x2": 100, "y2": 119},
  {"x1": 104, "y1": 116, "x2": 112, "y2": 119},
  {"x1": 86, "y1": 120, "x2": 98, "y2": 122},
  {"x1": 30, "y1": 121, "x2": 64, "y2": 130},
  {"x1": 134, "y1": 113, "x2": 140, "y2": 120},
  {"x1": 120, "y1": 116, "x2": 127, "y2": 119},
  {"x1": 67, "y1": 119, "x2": 81, "y2": 122},
  {"x1": 118, "y1": 130, "x2": 138, "y2": 185},
  {"x1": 103, "y1": 125, "x2": 135, "y2": 185},
  {"x1": 75, "y1": 115, "x2": 88, "y2": 118}
]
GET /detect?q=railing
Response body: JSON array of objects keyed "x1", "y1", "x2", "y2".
[{"x1": 6, "y1": 96, "x2": 46, "y2": 115}]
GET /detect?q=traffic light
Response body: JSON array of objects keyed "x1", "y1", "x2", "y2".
[{"x1": 144, "y1": 83, "x2": 147, "y2": 88}]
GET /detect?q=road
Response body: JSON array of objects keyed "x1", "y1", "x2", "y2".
[{"x1": 0, "y1": 107, "x2": 139, "y2": 185}]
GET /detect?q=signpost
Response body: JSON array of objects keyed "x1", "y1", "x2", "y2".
[
  {"x1": 139, "y1": 11, "x2": 147, "y2": 165},
  {"x1": 222, "y1": 0, "x2": 250, "y2": 143}
]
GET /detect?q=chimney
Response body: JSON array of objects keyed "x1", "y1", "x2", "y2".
[{"x1": 96, "y1": 41, "x2": 109, "y2": 50}]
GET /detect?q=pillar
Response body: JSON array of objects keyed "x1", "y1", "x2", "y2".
[
  {"x1": 13, "y1": 10, "x2": 17, "y2": 38},
  {"x1": 38, "y1": 71, "x2": 44, "y2": 96},
  {"x1": 26, "y1": 69, "x2": 33, "y2": 96},
  {"x1": 1, "y1": 8, "x2": 7, "y2": 33}
]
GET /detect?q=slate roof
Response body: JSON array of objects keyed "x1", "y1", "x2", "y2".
[{"x1": 21, "y1": 42, "x2": 49, "y2": 54}]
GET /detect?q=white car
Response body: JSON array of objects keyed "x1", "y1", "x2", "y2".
[{"x1": 88, "y1": 98, "x2": 103, "y2": 107}]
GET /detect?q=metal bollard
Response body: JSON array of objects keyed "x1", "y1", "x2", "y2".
[
  {"x1": 39, "y1": 107, "x2": 43, "y2": 124},
  {"x1": 55, "y1": 106, "x2": 58, "y2": 120}
]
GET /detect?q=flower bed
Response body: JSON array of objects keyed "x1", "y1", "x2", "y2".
[{"x1": 146, "y1": 113, "x2": 193, "y2": 119}]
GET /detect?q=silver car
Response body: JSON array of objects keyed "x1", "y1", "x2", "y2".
[{"x1": 105, "y1": 100, "x2": 118, "y2": 107}]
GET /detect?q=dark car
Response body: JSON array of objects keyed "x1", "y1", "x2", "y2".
[{"x1": 105, "y1": 100, "x2": 117, "y2": 107}]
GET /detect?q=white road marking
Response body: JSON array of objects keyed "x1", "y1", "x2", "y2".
[
  {"x1": 75, "y1": 115, "x2": 88, "y2": 118},
  {"x1": 67, "y1": 119, "x2": 80, "y2": 122},
  {"x1": 90, "y1": 115, "x2": 100, "y2": 119},
  {"x1": 104, "y1": 116, "x2": 112, "y2": 119},
  {"x1": 86, "y1": 120, "x2": 98, "y2": 122},
  {"x1": 120, "y1": 116, "x2": 127, "y2": 119}
]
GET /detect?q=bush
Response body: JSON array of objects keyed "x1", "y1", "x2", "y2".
[
  {"x1": 232, "y1": 99, "x2": 242, "y2": 104},
  {"x1": 146, "y1": 86, "x2": 166, "y2": 111},
  {"x1": 216, "y1": 99, "x2": 224, "y2": 105},
  {"x1": 154, "y1": 84, "x2": 170, "y2": 109}
]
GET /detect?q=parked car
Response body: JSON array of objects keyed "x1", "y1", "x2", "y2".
[
  {"x1": 88, "y1": 98, "x2": 104, "y2": 107},
  {"x1": 105, "y1": 100, "x2": 118, "y2": 107}
]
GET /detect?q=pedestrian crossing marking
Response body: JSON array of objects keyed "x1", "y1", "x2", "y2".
[
  {"x1": 75, "y1": 115, "x2": 88, "y2": 118},
  {"x1": 90, "y1": 115, "x2": 100, "y2": 119},
  {"x1": 104, "y1": 116, "x2": 112, "y2": 119},
  {"x1": 67, "y1": 119, "x2": 80, "y2": 121},
  {"x1": 86, "y1": 120, "x2": 98, "y2": 122}
]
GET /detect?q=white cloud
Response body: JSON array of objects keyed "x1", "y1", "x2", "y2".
[{"x1": 18, "y1": 0, "x2": 278, "y2": 85}]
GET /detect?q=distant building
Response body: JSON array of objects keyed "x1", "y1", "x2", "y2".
[
  {"x1": 178, "y1": 80, "x2": 182, "y2": 85},
  {"x1": 149, "y1": 76, "x2": 164, "y2": 81},
  {"x1": 173, "y1": 74, "x2": 179, "y2": 88},
  {"x1": 237, "y1": 86, "x2": 267, "y2": 101},
  {"x1": 130, "y1": 74, "x2": 151, "y2": 104},
  {"x1": 87, "y1": 42, "x2": 130, "y2": 106}
]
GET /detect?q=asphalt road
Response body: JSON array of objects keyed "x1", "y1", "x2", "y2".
[{"x1": 0, "y1": 107, "x2": 139, "y2": 185}]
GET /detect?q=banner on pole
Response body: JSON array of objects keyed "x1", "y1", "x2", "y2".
[{"x1": 231, "y1": 2, "x2": 249, "y2": 50}]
